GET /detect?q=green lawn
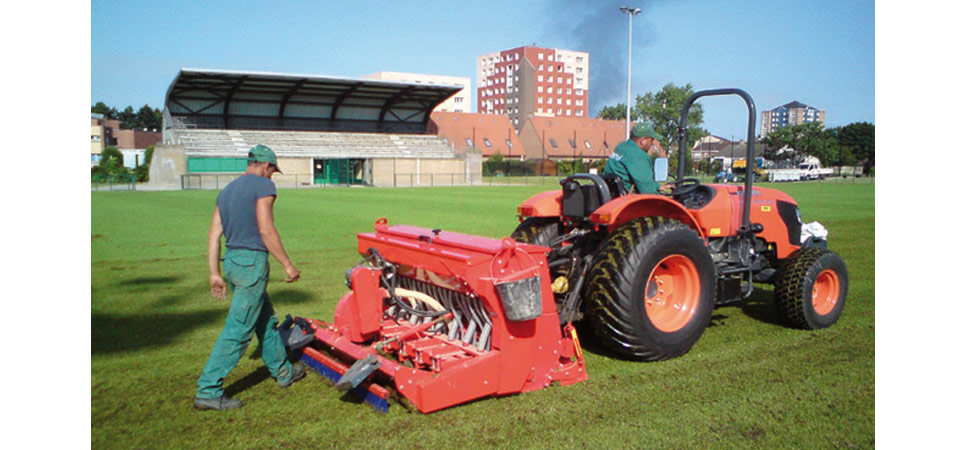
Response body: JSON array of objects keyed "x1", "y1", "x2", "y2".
[{"x1": 92, "y1": 182, "x2": 874, "y2": 448}]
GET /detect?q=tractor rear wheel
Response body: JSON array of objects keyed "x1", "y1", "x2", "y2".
[
  {"x1": 511, "y1": 217, "x2": 561, "y2": 247},
  {"x1": 774, "y1": 248, "x2": 848, "y2": 329},
  {"x1": 584, "y1": 217, "x2": 715, "y2": 361}
]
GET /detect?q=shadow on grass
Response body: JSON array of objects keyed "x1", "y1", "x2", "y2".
[
  {"x1": 737, "y1": 287, "x2": 785, "y2": 327},
  {"x1": 92, "y1": 310, "x2": 222, "y2": 355},
  {"x1": 224, "y1": 366, "x2": 271, "y2": 397},
  {"x1": 267, "y1": 288, "x2": 316, "y2": 306},
  {"x1": 93, "y1": 288, "x2": 316, "y2": 356},
  {"x1": 117, "y1": 276, "x2": 183, "y2": 286}
]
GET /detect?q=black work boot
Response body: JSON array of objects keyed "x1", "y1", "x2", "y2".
[
  {"x1": 193, "y1": 395, "x2": 243, "y2": 411},
  {"x1": 278, "y1": 363, "x2": 306, "y2": 389}
]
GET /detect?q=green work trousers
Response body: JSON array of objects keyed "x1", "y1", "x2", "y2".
[{"x1": 196, "y1": 248, "x2": 296, "y2": 399}]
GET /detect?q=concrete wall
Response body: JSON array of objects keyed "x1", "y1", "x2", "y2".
[
  {"x1": 143, "y1": 149, "x2": 482, "y2": 190},
  {"x1": 371, "y1": 153, "x2": 482, "y2": 187},
  {"x1": 144, "y1": 145, "x2": 187, "y2": 190}
]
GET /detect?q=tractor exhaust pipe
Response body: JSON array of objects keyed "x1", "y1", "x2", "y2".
[{"x1": 678, "y1": 88, "x2": 758, "y2": 235}]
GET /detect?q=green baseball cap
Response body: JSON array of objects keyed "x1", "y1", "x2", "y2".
[
  {"x1": 631, "y1": 123, "x2": 662, "y2": 140},
  {"x1": 247, "y1": 144, "x2": 282, "y2": 173}
]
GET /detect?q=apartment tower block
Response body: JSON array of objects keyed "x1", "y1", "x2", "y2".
[{"x1": 477, "y1": 45, "x2": 589, "y2": 129}]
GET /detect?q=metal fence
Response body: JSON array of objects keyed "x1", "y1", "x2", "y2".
[{"x1": 93, "y1": 171, "x2": 873, "y2": 192}]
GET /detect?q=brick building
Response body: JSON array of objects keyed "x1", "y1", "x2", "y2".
[
  {"x1": 477, "y1": 45, "x2": 589, "y2": 130},
  {"x1": 91, "y1": 114, "x2": 161, "y2": 168}
]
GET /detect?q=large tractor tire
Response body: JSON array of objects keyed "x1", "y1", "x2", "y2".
[
  {"x1": 774, "y1": 248, "x2": 848, "y2": 329},
  {"x1": 511, "y1": 217, "x2": 561, "y2": 246},
  {"x1": 584, "y1": 217, "x2": 715, "y2": 361}
]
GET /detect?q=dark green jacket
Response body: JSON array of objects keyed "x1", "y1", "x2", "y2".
[{"x1": 601, "y1": 139, "x2": 659, "y2": 194}]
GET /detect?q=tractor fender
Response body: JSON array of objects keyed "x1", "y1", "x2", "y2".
[
  {"x1": 589, "y1": 194, "x2": 705, "y2": 239},
  {"x1": 517, "y1": 190, "x2": 563, "y2": 219}
]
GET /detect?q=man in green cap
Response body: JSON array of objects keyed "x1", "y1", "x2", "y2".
[
  {"x1": 194, "y1": 144, "x2": 305, "y2": 411},
  {"x1": 602, "y1": 123, "x2": 669, "y2": 195}
]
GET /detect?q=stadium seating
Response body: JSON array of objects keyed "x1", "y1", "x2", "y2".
[{"x1": 171, "y1": 129, "x2": 454, "y2": 159}]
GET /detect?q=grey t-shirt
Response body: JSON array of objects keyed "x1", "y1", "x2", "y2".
[{"x1": 216, "y1": 174, "x2": 276, "y2": 252}]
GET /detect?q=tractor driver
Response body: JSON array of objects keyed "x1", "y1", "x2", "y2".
[{"x1": 602, "y1": 123, "x2": 671, "y2": 195}]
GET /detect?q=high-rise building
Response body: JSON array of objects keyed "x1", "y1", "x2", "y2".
[
  {"x1": 363, "y1": 72, "x2": 471, "y2": 113},
  {"x1": 760, "y1": 101, "x2": 825, "y2": 136},
  {"x1": 477, "y1": 45, "x2": 589, "y2": 129}
]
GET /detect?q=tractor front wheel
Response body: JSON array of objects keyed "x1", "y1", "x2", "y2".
[
  {"x1": 584, "y1": 217, "x2": 715, "y2": 361},
  {"x1": 774, "y1": 248, "x2": 848, "y2": 329}
]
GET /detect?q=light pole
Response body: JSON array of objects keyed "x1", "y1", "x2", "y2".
[{"x1": 620, "y1": 6, "x2": 641, "y2": 140}]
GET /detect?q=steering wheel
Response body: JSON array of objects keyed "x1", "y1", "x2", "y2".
[{"x1": 669, "y1": 178, "x2": 701, "y2": 197}]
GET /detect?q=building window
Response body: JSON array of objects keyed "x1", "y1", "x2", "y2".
[
  {"x1": 538, "y1": 53, "x2": 544, "y2": 60},
  {"x1": 584, "y1": 140, "x2": 592, "y2": 149},
  {"x1": 568, "y1": 139, "x2": 577, "y2": 149},
  {"x1": 466, "y1": 138, "x2": 473, "y2": 147},
  {"x1": 549, "y1": 138, "x2": 558, "y2": 148},
  {"x1": 506, "y1": 139, "x2": 513, "y2": 149},
  {"x1": 537, "y1": 75, "x2": 543, "y2": 82},
  {"x1": 483, "y1": 138, "x2": 492, "y2": 147}
]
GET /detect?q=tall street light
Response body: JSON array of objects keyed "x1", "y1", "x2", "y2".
[{"x1": 620, "y1": 6, "x2": 641, "y2": 140}]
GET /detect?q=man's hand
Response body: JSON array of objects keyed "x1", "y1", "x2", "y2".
[
  {"x1": 284, "y1": 264, "x2": 301, "y2": 283},
  {"x1": 659, "y1": 183, "x2": 674, "y2": 194},
  {"x1": 210, "y1": 274, "x2": 227, "y2": 299}
]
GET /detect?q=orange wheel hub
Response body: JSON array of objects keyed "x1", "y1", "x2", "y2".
[
  {"x1": 812, "y1": 269, "x2": 840, "y2": 315},
  {"x1": 644, "y1": 255, "x2": 701, "y2": 332}
]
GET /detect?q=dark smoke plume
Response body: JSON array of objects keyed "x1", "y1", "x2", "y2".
[{"x1": 543, "y1": 0, "x2": 663, "y2": 117}]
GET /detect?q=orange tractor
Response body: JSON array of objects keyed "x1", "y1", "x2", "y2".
[
  {"x1": 513, "y1": 88, "x2": 847, "y2": 360},
  {"x1": 292, "y1": 89, "x2": 848, "y2": 412}
]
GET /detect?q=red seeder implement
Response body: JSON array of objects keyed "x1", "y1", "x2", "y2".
[{"x1": 296, "y1": 218, "x2": 587, "y2": 413}]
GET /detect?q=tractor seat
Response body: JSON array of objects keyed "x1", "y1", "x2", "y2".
[
  {"x1": 599, "y1": 174, "x2": 627, "y2": 199},
  {"x1": 561, "y1": 174, "x2": 617, "y2": 219}
]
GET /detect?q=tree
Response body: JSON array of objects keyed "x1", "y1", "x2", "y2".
[
  {"x1": 100, "y1": 146, "x2": 124, "y2": 167},
  {"x1": 633, "y1": 83, "x2": 707, "y2": 176},
  {"x1": 136, "y1": 104, "x2": 162, "y2": 131},
  {"x1": 838, "y1": 122, "x2": 875, "y2": 166},
  {"x1": 596, "y1": 104, "x2": 627, "y2": 121},
  {"x1": 118, "y1": 106, "x2": 137, "y2": 129},
  {"x1": 760, "y1": 122, "x2": 826, "y2": 164},
  {"x1": 91, "y1": 102, "x2": 118, "y2": 119}
]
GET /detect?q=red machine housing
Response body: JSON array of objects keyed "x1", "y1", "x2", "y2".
[{"x1": 301, "y1": 218, "x2": 587, "y2": 413}]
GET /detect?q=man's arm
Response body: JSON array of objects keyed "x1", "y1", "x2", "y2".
[
  {"x1": 256, "y1": 195, "x2": 300, "y2": 282},
  {"x1": 208, "y1": 208, "x2": 227, "y2": 299},
  {"x1": 648, "y1": 139, "x2": 667, "y2": 159}
]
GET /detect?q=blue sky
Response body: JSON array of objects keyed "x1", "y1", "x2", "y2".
[{"x1": 91, "y1": 0, "x2": 874, "y2": 137}]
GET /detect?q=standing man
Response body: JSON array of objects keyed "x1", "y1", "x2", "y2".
[
  {"x1": 602, "y1": 123, "x2": 669, "y2": 194},
  {"x1": 194, "y1": 144, "x2": 305, "y2": 411}
]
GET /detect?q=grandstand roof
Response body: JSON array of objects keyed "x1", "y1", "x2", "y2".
[
  {"x1": 428, "y1": 112, "x2": 523, "y2": 158},
  {"x1": 164, "y1": 68, "x2": 462, "y2": 133}
]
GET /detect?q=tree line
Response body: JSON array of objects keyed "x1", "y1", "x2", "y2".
[
  {"x1": 91, "y1": 102, "x2": 163, "y2": 131},
  {"x1": 595, "y1": 83, "x2": 875, "y2": 173}
]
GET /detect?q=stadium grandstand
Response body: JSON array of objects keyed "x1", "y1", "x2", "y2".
[{"x1": 148, "y1": 68, "x2": 480, "y2": 189}]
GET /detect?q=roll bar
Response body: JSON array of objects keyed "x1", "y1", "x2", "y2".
[{"x1": 677, "y1": 89, "x2": 759, "y2": 235}]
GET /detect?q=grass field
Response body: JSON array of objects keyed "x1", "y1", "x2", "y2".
[{"x1": 91, "y1": 181, "x2": 874, "y2": 448}]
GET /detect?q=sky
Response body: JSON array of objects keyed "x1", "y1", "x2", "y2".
[{"x1": 91, "y1": 0, "x2": 874, "y2": 138}]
